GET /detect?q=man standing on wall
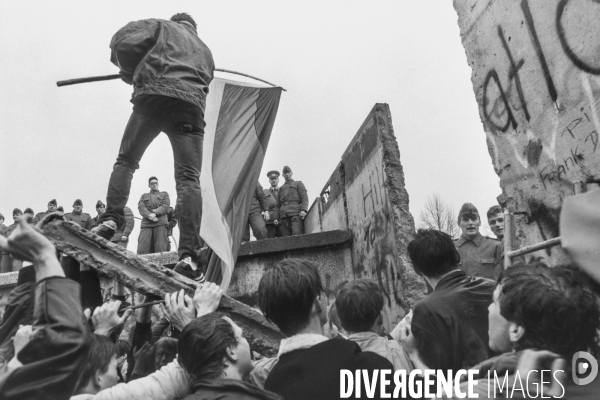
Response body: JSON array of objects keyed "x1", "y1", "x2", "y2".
[
  {"x1": 137, "y1": 177, "x2": 170, "y2": 254},
  {"x1": 64, "y1": 199, "x2": 92, "y2": 229},
  {"x1": 92, "y1": 13, "x2": 214, "y2": 274},
  {"x1": 274, "y1": 166, "x2": 309, "y2": 236},
  {"x1": 264, "y1": 170, "x2": 281, "y2": 238},
  {"x1": 88, "y1": 201, "x2": 106, "y2": 230},
  {"x1": 243, "y1": 181, "x2": 269, "y2": 242},
  {"x1": 454, "y1": 203, "x2": 503, "y2": 280},
  {"x1": 32, "y1": 199, "x2": 57, "y2": 225}
]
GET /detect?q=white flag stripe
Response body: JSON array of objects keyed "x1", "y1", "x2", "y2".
[{"x1": 200, "y1": 79, "x2": 235, "y2": 272}]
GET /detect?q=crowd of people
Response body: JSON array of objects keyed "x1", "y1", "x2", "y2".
[
  {"x1": 0, "y1": 194, "x2": 599, "y2": 399},
  {"x1": 2, "y1": 10, "x2": 599, "y2": 400}
]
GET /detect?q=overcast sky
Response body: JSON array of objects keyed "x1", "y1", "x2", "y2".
[{"x1": 0, "y1": 1, "x2": 500, "y2": 247}]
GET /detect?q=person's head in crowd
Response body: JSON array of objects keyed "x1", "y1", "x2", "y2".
[
  {"x1": 267, "y1": 170, "x2": 280, "y2": 188},
  {"x1": 57, "y1": 206, "x2": 64, "y2": 215},
  {"x1": 282, "y1": 165, "x2": 293, "y2": 181},
  {"x1": 487, "y1": 205, "x2": 505, "y2": 240},
  {"x1": 12, "y1": 208, "x2": 22, "y2": 223},
  {"x1": 154, "y1": 337, "x2": 178, "y2": 370},
  {"x1": 258, "y1": 258, "x2": 327, "y2": 337},
  {"x1": 0, "y1": 213, "x2": 4, "y2": 225},
  {"x1": 488, "y1": 262, "x2": 600, "y2": 357},
  {"x1": 73, "y1": 199, "x2": 83, "y2": 213},
  {"x1": 74, "y1": 334, "x2": 119, "y2": 395},
  {"x1": 336, "y1": 279, "x2": 384, "y2": 335},
  {"x1": 96, "y1": 200, "x2": 106, "y2": 216},
  {"x1": 408, "y1": 229, "x2": 461, "y2": 281},
  {"x1": 23, "y1": 208, "x2": 34, "y2": 223},
  {"x1": 178, "y1": 313, "x2": 253, "y2": 382},
  {"x1": 148, "y1": 176, "x2": 159, "y2": 191},
  {"x1": 458, "y1": 202, "x2": 480, "y2": 240},
  {"x1": 47, "y1": 199, "x2": 57, "y2": 212}
]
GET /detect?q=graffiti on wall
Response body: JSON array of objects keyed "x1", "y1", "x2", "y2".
[
  {"x1": 455, "y1": 0, "x2": 600, "y2": 262},
  {"x1": 347, "y1": 157, "x2": 408, "y2": 319}
]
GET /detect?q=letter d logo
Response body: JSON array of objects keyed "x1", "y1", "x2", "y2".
[{"x1": 572, "y1": 351, "x2": 598, "y2": 385}]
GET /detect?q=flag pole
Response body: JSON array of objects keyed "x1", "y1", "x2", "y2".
[{"x1": 56, "y1": 69, "x2": 286, "y2": 91}]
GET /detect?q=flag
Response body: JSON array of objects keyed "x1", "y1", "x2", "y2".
[{"x1": 200, "y1": 77, "x2": 282, "y2": 291}]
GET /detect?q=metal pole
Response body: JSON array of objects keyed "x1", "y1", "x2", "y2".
[
  {"x1": 503, "y1": 212, "x2": 514, "y2": 270},
  {"x1": 56, "y1": 69, "x2": 286, "y2": 90},
  {"x1": 125, "y1": 299, "x2": 165, "y2": 311},
  {"x1": 57, "y1": 74, "x2": 122, "y2": 87},
  {"x1": 507, "y1": 237, "x2": 561, "y2": 258}
]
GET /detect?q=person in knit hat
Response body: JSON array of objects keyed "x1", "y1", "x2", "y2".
[
  {"x1": 88, "y1": 200, "x2": 107, "y2": 230},
  {"x1": 454, "y1": 202, "x2": 502, "y2": 280},
  {"x1": 32, "y1": 199, "x2": 57, "y2": 225}
]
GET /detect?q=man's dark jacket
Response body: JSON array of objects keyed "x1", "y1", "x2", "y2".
[
  {"x1": 185, "y1": 379, "x2": 282, "y2": 400},
  {"x1": 110, "y1": 19, "x2": 214, "y2": 113},
  {"x1": 265, "y1": 338, "x2": 394, "y2": 400},
  {"x1": 411, "y1": 270, "x2": 495, "y2": 372},
  {"x1": 0, "y1": 277, "x2": 89, "y2": 400}
]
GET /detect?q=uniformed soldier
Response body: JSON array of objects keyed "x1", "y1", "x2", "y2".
[
  {"x1": 243, "y1": 181, "x2": 269, "y2": 241},
  {"x1": 166, "y1": 206, "x2": 178, "y2": 251},
  {"x1": 137, "y1": 176, "x2": 171, "y2": 255},
  {"x1": 89, "y1": 200, "x2": 106, "y2": 230},
  {"x1": 454, "y1": 202, "x2": 503, "y2": 280},
  {"x1": 32, "y1": 199, "x2": 58, "y2": 224},
  {"x1": 264, "y1": 170, "x2": 282, "y2": 238},
  {"x1": 274, "y1": 166, "x2": 309, "y2": 236},
  {"x1": 64, "y1": 199, "x2": 92, "y2": 229}
]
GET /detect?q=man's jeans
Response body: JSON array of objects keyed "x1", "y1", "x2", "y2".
[{"x1": 101, "y1": 111, "x2": 203, "y2": 261}]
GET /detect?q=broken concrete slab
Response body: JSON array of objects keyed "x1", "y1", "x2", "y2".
[{"x1": 42, "y1": 219, "x2": 282, "y2": 356}]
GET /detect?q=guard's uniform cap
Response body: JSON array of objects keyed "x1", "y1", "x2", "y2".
[{"x1": 458, "y1": 202, "x2": 480, "y2": 222}]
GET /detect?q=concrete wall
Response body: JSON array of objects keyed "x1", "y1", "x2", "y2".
[
  {"x1": 307, "y1": 104, "x2": 426, "y2": 328},
  {"x1": 454, "y1": 0, "x2": 600, "y2": 265}
]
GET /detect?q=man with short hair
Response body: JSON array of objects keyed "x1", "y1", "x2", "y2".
[
  {"x1": 137, "y1": 177, "x2": 170, "y2": 255},
  {"x1": 406, "y1": 229, "x2": 495, "y2": 373},
  {"x1": 446, "y1": 263, "x2": 600, "y2": 399},
  {"x1": 179, "y1": 314, "x2": 282, "y2": 400},
  {"x1": 486, "y1": 205, "x2": 504, "y2": 240},
  {"x1": 258, "y1": 259, "x2": 393, "y2": 400},
  {"x1": 454, "y1": 202, "x2": 502, "y2": 279},
  {"x1": 273, "y1": 166, "x2": 309, "y2": 236},
  {"x1": 65, "y1": 199, "x2": 93, "y2": 229},
  {"x1": 93, "y1": 12, "x2": 214, "y2": 275},
  {"x1": 71, "y1": 334, "x2": 119, "y2": 398},
  {"x1": 32, "y1": 199, "x2": 57, "y2": 224},
  {"x1": 336, "y1": 279, "x2": 412, "y2": 371},
  {"x1": 264, "y1": 170, "x2": 281, "y2": 238}
]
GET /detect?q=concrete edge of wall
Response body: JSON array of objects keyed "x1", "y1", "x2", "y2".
[{"x1": 238, "y1": 229, "x2": 352, "y2": 257}]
